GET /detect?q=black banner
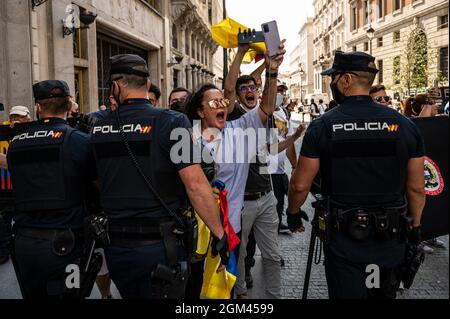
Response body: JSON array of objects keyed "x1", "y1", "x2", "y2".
[{"x1": 412, "y1": 116, "x2": 449, "y2": 240}]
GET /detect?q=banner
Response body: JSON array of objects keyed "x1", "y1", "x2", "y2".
[{"x1": 412, "y1": 116, "x2": 449, "y2": 240}]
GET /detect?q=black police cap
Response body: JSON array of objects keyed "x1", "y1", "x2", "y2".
[
  {"x1": 321, "y1": 51, "x2": 379, "y2": 76},
  {"x1": 33, "y1": 80, "x2": 71, "y2": 100},
  {"x1": 109, "y1": 54, "x2": 149, "y2": 79}
]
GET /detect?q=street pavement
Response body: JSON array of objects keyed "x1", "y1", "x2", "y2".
[{"x1": 0, "y1": 112, "x2": 448, "y2": 299}]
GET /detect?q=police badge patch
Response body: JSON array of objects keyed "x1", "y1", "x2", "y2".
[{"x1": 424, "y1": 156, "x2": 444, "y2": 196}]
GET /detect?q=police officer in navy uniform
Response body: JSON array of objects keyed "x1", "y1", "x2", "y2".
[
  {"x1": 287, "y1": 51, "x2": 426, "y2": 299},
  {"x1": 7, "y1": 80, "x2": 96, "y2": 298},
  {"x1": 90, "y1": 54, "x2": 227, "y2": 299}
]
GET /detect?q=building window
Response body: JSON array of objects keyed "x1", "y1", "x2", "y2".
[
  {"x1": 393, "y1": 0, "x2": 402, "y2": 11},
  {"x1": 96, "y1": 33, "x2": 147, "y2": 107},
  {"x1": 191, "y1": 35, "x2": 195, "y2": 57},
  {"x1": 363, "y1": 0, "x2": 369, "y2": 25},
  {"x1": 377, "y1": 37, "x2": 383, "y2": 47},
  {"x1": 74, "y1": 68, "x2": 84, "y2": 113},
  {"x1": 439, "y1": 46, "x2": 449, "y2": 80},
  {"x1": 351, "y1": 4, "x2": 358, "y2": 31},
  {"x1": 378, "y1": 60, "x2": 383, "y2": 84},
  {"x1": 172, "y1": 24, "x2": 178, "y2": 49},
  {"x1": 438, "y1": 15, "x2": 448, "y2": 30},
  {"x1": 197, "y1": 43, "x2": 200, "y2": 61},
  {"x1": 185, "y1": 32, "x2": 190, "y2": 56},
  {"x1": 208, "y1": 0, "x2": 213, "y2": 25},
  {"x1": 364, "y1": 42, "x2": 369, "y2": 51},
  {"x1": 73, "y1": 29, "x2": 82, "y2": 58},
  {"x1": 143, "y1": 0, "x2": 161, "y2": 13},
  {"x1": 377, "y1": 0, "x2": 384, "y2": 19},
  {"x1": 352, "y1": 46, "x2": 357, "y2": 52},
  {"x1": 393, "y1": 31, "x2": 401, "y2": 43},
  {"x1": 173, "y1": 70, "x2": 179, "y2": 89},
  {"x1": 185, "y1": 68, "x2": 190, "y2": 89},
  {"x1": 393, "y1": 56, "x2": 401, "y2": 85}
]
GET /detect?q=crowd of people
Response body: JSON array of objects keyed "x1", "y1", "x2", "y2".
[{"x1": 0, "y1": 37, "x2": 447, "y2": 300}]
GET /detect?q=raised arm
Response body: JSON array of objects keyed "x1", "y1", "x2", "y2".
[
  {"x1": 269, "y1": 124, "x2": 306, "y2": 156},
  {"x1": 224, "y1": 44, "x2": 250, "y2": 114},
  {"x1": 258, "y1": 40, "x2": 286, "y2": 124},
  {"x1": 250, "y1": 61, "x2": 266, "y2": 89}
]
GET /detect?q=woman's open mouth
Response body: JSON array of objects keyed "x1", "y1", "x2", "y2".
[{"x1": 216, "y1": 110, "x2": 225, "y2": 121}]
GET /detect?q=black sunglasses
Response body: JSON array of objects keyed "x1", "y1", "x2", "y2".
[{"x1": 375, "y1": 96, "x2": 391, "y2": 103}]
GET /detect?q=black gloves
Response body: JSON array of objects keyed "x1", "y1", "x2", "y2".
[
  {"x1": 408, "y1": 225, "x2": 422, "y2": 246},
  {"x1": 286, "y1": 209, "x2": 309, "y2": 232},
  {"x1": 212, "y1": 233, "x2": 229, "y2": 266}
]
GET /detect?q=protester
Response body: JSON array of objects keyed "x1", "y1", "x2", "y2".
[
  {"x1": 404, "y1": 94, "x2": 437, "y2": 118},
  {"x1": 404, "y1": 94, "x2": 446, "y2": 253},
  {"x1": 309, "y1": 99, "x2": 319, "y2": 120},
  {"x1": 148, "y1": 83, "x2": 161, "y2": 106},
  {"x1": 370, "y1": 84, "x2": 391, "y2": 107},
  {"x1": 186, "y1": 41, "x2": 286, "y2": 299},
  {"x1": 169, "y1": 87, "x2": 191, "y2": 113},
  {"x1": 317, "y1": 99, "x2": 326, "y2": 115},
  {"x1": 8, "y1": 106, "x2": 32, "y2": 124}
]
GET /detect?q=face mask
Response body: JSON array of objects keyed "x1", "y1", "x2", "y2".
[
  {"x1": 276, "y1": 93, "x2": 284, "y2": 107},
  {"x1": 170, "y1": 101, "x2": 186, "y2": 113},
  {"x1": 330, "y1": 76, "x2": 346, "y2": 104}
]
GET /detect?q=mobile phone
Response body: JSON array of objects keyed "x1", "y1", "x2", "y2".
[{"x1": 261, "y1": 21, "x2": 281, "y2": 57}]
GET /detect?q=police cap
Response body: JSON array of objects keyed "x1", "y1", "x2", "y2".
[
  {"x1": 33, "y1": 80, "x2": 71, "y2": 100},
  {"x1": 109, "y1": 54, "x2": 149, "y2": 79},
  {"x1": 321, "y1": 51, "x2": 379, "y2": 76}
]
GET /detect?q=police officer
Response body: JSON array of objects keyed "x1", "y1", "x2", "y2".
[
  {"x1": 7, "y1": 80, "x2": 96, "y2": 298},
  {"x1": 287, "y1": 51, "x2": 426, "y2": 299},
  {"x1": 90, "y1": 54, "x2": 227, "y2": 299}
]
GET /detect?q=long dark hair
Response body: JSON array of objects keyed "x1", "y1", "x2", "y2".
[
  {"x1": 404, "y1": 94, "x2": 428, "y2": 117},
  {"x1": 185, "y1": 84, "x2": 220, "y2": 123}
]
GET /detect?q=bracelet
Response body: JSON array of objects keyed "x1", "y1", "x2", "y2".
[{"x1": 266, "y1": 72, "x2": 278, "y2": 78}]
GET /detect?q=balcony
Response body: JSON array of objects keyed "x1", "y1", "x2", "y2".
[
  {"x1": 338, "y1": 15, "x2": 343, "y2": 23},
  {"x1": 328, "y1": 25, "x2": 332, "y2": 31}
]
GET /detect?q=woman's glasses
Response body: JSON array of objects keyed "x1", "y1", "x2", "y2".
[{"x1": 208, "y1": 98, "x2": 230, "y2": 109}]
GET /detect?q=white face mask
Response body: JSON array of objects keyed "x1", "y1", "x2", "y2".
[{"x1": 276, "y1": 93, "x2": 284, "y2": 107}]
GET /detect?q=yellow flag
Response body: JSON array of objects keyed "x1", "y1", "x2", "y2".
[{"x1": 211, "y1": 18, "x2": 266, "y2": 64}]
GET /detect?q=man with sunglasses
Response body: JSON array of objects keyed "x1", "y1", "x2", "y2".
[
  {"x1": 288, "y1": 51, "x2": 426, "y2": 299},
  {"x1": 370, "y1": 85, "x2": 391, "y2": 107}
]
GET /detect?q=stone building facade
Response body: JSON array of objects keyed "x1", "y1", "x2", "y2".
[
  {"x1": 0, "y1": 0, "x2": 224, "y2": 121},
  {"x1": 312, "y1": 0, "x2": 348, "y2": 97},
  {"x1": 345, "y1": 0, "x2": 449, "y2": 94},
  {"x1": 289, "y1": 18, "x2": 315, "y2": 102}
]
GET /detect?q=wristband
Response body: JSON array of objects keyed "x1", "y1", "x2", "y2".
[{"x1": 266, "y1": 72, "x2": 278, "y2": 78}]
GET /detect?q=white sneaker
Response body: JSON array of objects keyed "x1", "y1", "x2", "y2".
[{"x1": 421, "y1": 244, "x2": 434, "y2": 254}]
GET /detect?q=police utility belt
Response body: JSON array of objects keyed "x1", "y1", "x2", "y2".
[{"x1": 313, "y1": 199, "x2": 409, "y2": 243}]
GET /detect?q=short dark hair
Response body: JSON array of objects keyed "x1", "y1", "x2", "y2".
[
  {"x1": 148, "y1": 83, "x2": 161, "y2": 100},
  {"x1": 186, "y1": 84, "x2": 219, "y2": 122},
  {"x1": 36, "y1": 88, "x2": 71, "y2": 114},
  {"x1": 319, "y1": 99, "x2": 323, "y2": 104},
  {"x1": 235, "y1": 75, "x2": 257, "y2": 93},
  {"x1": 370, "y1": 84, "x2": 386, "y2": 95},
  {"x1": 169, "y1": 87, "x2": 191, "y2": 103}
]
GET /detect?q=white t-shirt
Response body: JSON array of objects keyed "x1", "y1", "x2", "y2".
[
  {"x1": 193, "y1": 107, "x2": 264, "y2": 233},
  {"x1": 268, "y1": 108, "x2": 294, "y2": 174}
]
